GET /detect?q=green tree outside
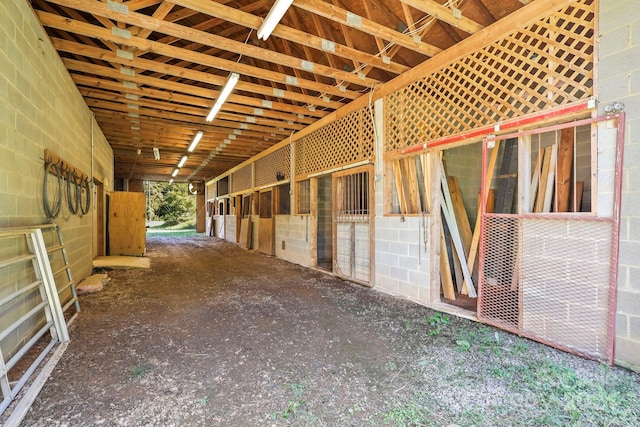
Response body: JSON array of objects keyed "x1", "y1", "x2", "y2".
[{"x1": 147, "y1": 182, "x2": 195, "y2": 226}]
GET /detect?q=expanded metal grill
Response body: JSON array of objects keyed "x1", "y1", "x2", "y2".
[
  {"x1": 255, "y1": 145, "x2": 290, "y2": 188},
  {"x1": 384, "y1": 0, "x2": 594, "y2": 153},
  {"x1": 479, "y1": 214, "x2": 613, "y2": 360},
  {"x1": 295, "y1": 107, "x2": 374, "y2": 177},
  {"x1": 231, "y1": 164, "x2": 252, "y2": 194}
]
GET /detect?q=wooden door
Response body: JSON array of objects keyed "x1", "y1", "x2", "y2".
[
  {"x1": 257, "y1": 190, "x2": 274, "y2": 255},
  {"x1": 108, "y1": 191, "x2": 146, "y2": 256}
]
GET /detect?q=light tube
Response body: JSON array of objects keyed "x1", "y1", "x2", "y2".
[
  {"x1": 153, "y1": 147, "x2": 160, "y2": 160},
  {"x1": 171, "y1": 168, "x2": 179, "y2": 177},
  {"x1": 257, "y1": 0, "x2": 294, "y2": 41},
  {"x1": 168, "y1": 179, "x2": 174, "y2": 184},
  {"x1": 206, "y1": 73, "x2": 240, "y2": 122},
  {"x1": 178, "y1": 155, "x2": 188, "y2": 168},
  {"x1": 188, "y1": 130, "x2": 204, "y2": 152}
]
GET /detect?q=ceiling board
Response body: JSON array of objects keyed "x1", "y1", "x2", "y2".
[{"x1": 31, "y1": 0, "x2": 526, "y2": 182}]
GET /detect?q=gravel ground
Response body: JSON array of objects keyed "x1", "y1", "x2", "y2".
[{"x1": 11, "y1": 235, "x2": 640, "y2": 426}]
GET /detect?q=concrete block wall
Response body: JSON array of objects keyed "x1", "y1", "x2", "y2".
[
  {"x1": 0, "y1": 0, "x2": 113, "y2": 273},
  {"x1": 374, "y1": 211, "x2": 432, "y2": 305},
  {"x1": 275, "y1": 215, "x2": 313, "y2": 267},
  {"x1": 598, "y1": 0, "x2": 640, "y2": 370},
  {"x1": 0, "y1": 0, "x2": 113, "y2": 358}
]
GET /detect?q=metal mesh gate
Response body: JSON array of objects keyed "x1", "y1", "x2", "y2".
[{"x1": 479, "y1": 214, "x2": 615, "y2": 360}]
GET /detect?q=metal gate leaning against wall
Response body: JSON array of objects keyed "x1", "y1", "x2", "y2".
[
  {"x1": 333, "y1": 165, "x2": 374, "y2": 285},
  {"x1": 478, "y1": 113, "x2": 625, "y2": 364}
]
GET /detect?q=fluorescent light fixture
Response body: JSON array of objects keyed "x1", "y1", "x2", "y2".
[
  {"x1": 206, "y1": 73, "x2": 240, "y2": 122},
  {"x1": 169, "y1": 178, "x2": 174, "y2": 185},
  {"x1": 178, "y1": 155, "x2": 188, "y2": 168},
  {"x1": 171, "y1": 168, "x2": 179, "y2": 177},
  {"x1": 153, "y1": 147, "x2": 160, "y2": 160},
  {"x1": 188, "y1": 130, "x2": 204, "y2": 152},
  {"x1": 257, "y1": 0, "x2": 294, "y2": 41}
]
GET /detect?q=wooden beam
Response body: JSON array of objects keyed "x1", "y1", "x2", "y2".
[
  {"x1": 293, "y1": 0, "x2": 441, "y2": 58},
  {"x1": 37, "y1": 9, "x2": 365, "y2": 99},
  {"x1": 399, "y1": 0, "x2": 484, "y2": 35},
  {"x1": 166, "y1": 0, "x2": 409, "y2": 75},
  {"x1": 54, "y1": 40, "x2": 344, "y2": 109},
  {"x1": 64, "y1": 59, "x2": 327, "y2": 118}
]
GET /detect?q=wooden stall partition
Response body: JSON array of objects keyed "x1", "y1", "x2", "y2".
[{"x1": 108, "y1": 191, "x2": 146, "y2": 256}]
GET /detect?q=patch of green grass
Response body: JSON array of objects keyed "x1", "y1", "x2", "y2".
[
  {"x1": 149, "y1": 219, "x2": 196, "y2": 230},
  {"x1": 195, "y1": 396, "x2": 208, "y2": 405},
  {"x1": 427, "y1": 313, "x2": 449, "y2": 336},
  {"x1": 383, "y1": 403, "x2": 432, "y2": 427},
  {"x1": 454, "y1": 339, "x2": 471, "y2": 352},
  {"x1": 130, "y1": 364, "x2": 152, "y2": 378},
  {"x1": 146, "y1": 229, "x2": 198, "y2": 237},
  {"x1": 384, "y1": 361, "x2": 398, "y2": 371}
]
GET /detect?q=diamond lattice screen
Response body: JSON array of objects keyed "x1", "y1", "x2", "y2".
[
  {"x1": 295, "y1": 107, "x2": 374, "y2": 177},
  {"x1": 384, "y1": 0, "x2": 594, "y2": 152},
  {"x1": 255, "y1": 146, "x2": 291, "y2": 188},
  {"x1": 231, "y1": 164, "x2": 252, "y2": 194}
]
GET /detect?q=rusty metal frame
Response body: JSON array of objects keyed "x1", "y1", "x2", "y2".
[{"x1": 477, "y1": 113, "x2": 625, "y2": 364}]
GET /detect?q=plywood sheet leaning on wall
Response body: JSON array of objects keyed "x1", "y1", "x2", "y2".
[
  {"x1": 239, "y1": 217, "x2": 252, "y2": 250},
  {"x1": 109, "y1": 192, "x2": 146, "y2": 256}
]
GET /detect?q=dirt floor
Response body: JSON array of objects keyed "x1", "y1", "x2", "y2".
[{"x1": 16, "y1": 235, "x2": 640, "y2": 426}]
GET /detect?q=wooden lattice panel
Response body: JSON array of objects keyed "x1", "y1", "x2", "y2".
[
  {"x1": 255, "y1": 146, "x2": 291, "y2": 187},
  {"x1": 384, "y1": 0, "x2": 594, "y2": 152},
  {"x1": 231, "y1": 164, "x2": 252, "y2": 193},
  {"x1": 206, "y1": 182, "x2": 217, "y2": 199},
  {"x1": 295, "y1": 107, "x2": 374, "y2": 177}
]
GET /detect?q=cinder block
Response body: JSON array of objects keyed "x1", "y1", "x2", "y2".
[
  {"x1": 375, "y1": 277, "x2": 399, "y2": 295},
  {"x1": 599, "y1": 1, "x2": 632, "y2": 42},
  {"x1": 398, "y1": 282, "x2": 420, "y2": 299},
  {"x1": 389, "y1": 266, "x2": 408, "y2": 282},
  {"x1": 600, "y1": 25, "x2": 631, "y2": 57},
  {"x1": 616, "y1": 313, "x2": 629, "y2": 337},
  {"x1": 629, "y1": 266, "x2": 640, "y2": 291},
  {"x1": 614, "y1": 336, "x2": 640, "y2": 370},
  {"x1": 599, "y1": 47, "x2": 640, "y2": 79},
  {"x1": 629, "y1": 316, "x2": 640, "y2": 340},
  {"x1": 619, "y1": 240, "x2": 640, "y2": 266},
  {"x1": 375, "y1": 239, "x2": 390, "y2": 253},
  {"x1": 398, "y1": 255, "x2": 419, "y2": 271},
  {"x1": 616, "y1": 289, "x2": 640, "y2": 314},
  {"x1": 408, "y1": 269, "x2": 429, "y2": 285}
]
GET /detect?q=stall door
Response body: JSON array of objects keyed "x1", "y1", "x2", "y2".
[
  {"x1": 258, "y1": 190, "x2": 274, "y2": 255},
  {"x1": 333, "y1": 166, "x2": 373, "y2": 285}
]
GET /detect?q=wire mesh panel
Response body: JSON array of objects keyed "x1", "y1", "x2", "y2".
[
  {"x1": 384, "y1": 0, "x2": 595, "y2": 153},
  {"x1": 295, "y1": 107, "x2": 374, "y2": 177},
  {"x1": 231, "y1": 165, "x2": 252, "y2": 194},
  {"x1": 479, "y1": 215, "x2": 613, "y2": 360},
  {"x1": 255, "y1": 146, "x2": 290, "y2": 188},
  {"x1": 478, "y1": 215, "x2": 521, "y2": 329}
]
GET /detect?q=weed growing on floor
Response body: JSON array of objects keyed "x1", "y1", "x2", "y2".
[
  {"x1": 384, "y1": 361, "x2": 398, "y2": 371},
  {"x1": 427, "y1": 313, "x2": 449, "y2": 336},
  {"x1": 271, "y1": 382, "x2": 310, "y2": 420},
  {"x1": 130, "y1": 364, "x2": 152, "y2": 378},
  {"x1": 195, "y1": 396, "x2": 208, "y2": 406},
  {"x1": 382, "y1": 402, "x2": 431, "y2": 427}
]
